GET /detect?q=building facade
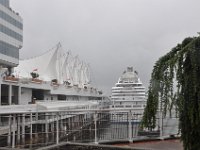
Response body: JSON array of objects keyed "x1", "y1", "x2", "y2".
[{"x1": 0, "y1": 0, "x2": 23, "y2": 71}]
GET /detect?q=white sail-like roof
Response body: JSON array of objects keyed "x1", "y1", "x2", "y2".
[
  {"x1": 62, "y1": 51, "x2": 74, "y2": 85},
  {"x1": 72, "y1": 55, "x2": 81, "y2": 85},
  {"x1": 15, "y1": 44, "x2": 61, "y2": 81},
  {"x1": 84, "y1": 63, "x2": 91, "y2": 84},
  {"x1": 15, "y1": 43, "x2": 92, "y2": 86}
]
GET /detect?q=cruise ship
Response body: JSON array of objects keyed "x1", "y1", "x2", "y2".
[{"x1": 111, "y1": 67, "x2": 146, "y2": 122}]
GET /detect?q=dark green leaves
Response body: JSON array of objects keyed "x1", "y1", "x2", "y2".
[{"x1": 142, "y1": 36, "x2": 200, "y2": 150}]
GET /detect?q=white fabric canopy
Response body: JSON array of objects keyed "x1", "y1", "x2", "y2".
[
  {"x1": 15, "y1": 43, "x2": 61, "y2": 81},
  {"x1": 15, "y1": 43, "x2": 91, "y2": 86}
]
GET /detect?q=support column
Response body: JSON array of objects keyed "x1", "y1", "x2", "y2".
[
  {"x1": 45, "y1": 113, "x2": 49, "y2": 139},
  {"x1": 60, "y1": 114, "x2": 63, "y2": 136},
  {"x1": 51, "y1": 121, "x2": 54, "y2": 132},
  {"x1": 74, "y1": 116, "x2": 76, "y2": 128},
  {"x1": 12, "y1": 115, "x2": 16, "y2": 148},
  {"x1": 76, "y1": 115, "x2": 78, "y2": 128},
  {"x1": 128, "y1": 110, "x2": 132, "y2": 142},
  {"x1": 8, "y1": 84, "x2": 12, "y2": 105},
  {"x1": 35, "y1": 113, "x2": 38, "y2": 139},
  {"x1": 18, "y1": 86, "x2": 21, "y2": 105},
  {"x1": 80, "y1": 115, "x2": 82, "y2": 127},
  {"x1": 94, "y1": 112, "x2": 98, "y2": 144},
  {"x1": 0, "y1": 84, "x2": 1, "y2": 105},
  {"x1": 83, "y1": 114, "x2": 85, "y2": 126},
  {"x1": 56, "y1": 113, "x2": 59, "y2": 144},
  {"x1": 68, "y1": 117, "x2": 70, "y2": 132},
  {"x1": 51, "y1": 113, "x2": 55, "y2": 142},
  {"x1": 75, "y1": 116, "x2": 77, "y2": 128},
  {"x1": 78, "y1": 115, "x2": 80, "y2": 127},
  {"x1": 77, "y1": 115, "x2": 79, "y2": 127},
  {"x1": 7, "y1": 115, "x2": 11, "y2": 147},
  {"x1": 17, "y1": 114, "x2": 21, "y2": 144},
  {"x1": 22, "y1": 114, "x2": 25, "y2": 144},
  {"x1": 0, "y1": 84, "x2": 1, "y2": 125},
  {"x1": 72, "y1": 116, "x2": 74, "y2": 129},
  {"x1": 81, "y1": 115, "x2": 83, "y2": 126},
  {"x1": 30, "y1": 113, "x2": 33, "y2": 141}
]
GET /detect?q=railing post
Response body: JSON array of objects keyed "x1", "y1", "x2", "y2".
[
  {"x1": 68, "y1": 117, "x2": 70, "y2": 131},
  {"x1": 56, "y1": 113, "x2": 59, "y2": 144},
  {"x1": 0, "y1": 83, "x2": 1, "y2": 105},
  {"x1": 17, "y1": 114, "x2": 21, "y2": 144},
  {"x1": 51, "y1": 113, "x2": 54, "y2": 142},
  {"x1": 45, "y1": 113, "x2": 49, "y2": 139},
  {"x1": 30, "y1": 112, "x2": 33, "y2": 141},
  {"x1": 12, "y1": 114, "x2": 16, "y2": 148},
  {"x1": 60, "y1": 113, "x2": 63, "y2": 136},
  {"x1": 7, "y1": 115, "x2": 11, "y2": 146},
  {"x1": 35, "y1": 112, "x2": 38, "y2": 139},
  {"x1": 128, "y1": 110, "x2": 132, "y2": 142},
  {"x1": 94, "y1": 112, "x2": 98, "y2": 144},
  {"x1": 22, "y1": 114, "x2": 25, "y2": 144}
]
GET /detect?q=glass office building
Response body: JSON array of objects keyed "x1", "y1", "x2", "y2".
[
  {"x1": 0, "y1": 0, "x2": 23, "y2": 68},
  {"x1": 0, "y1": 0, "x2": 9, "y2": 7}
]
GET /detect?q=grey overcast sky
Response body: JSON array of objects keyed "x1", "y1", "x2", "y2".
[{"x1": 11, "y1": 0, "x2": 200, "y2": 95}]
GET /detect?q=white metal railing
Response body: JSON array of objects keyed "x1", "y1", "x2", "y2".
[{"x1": 0, "y1": 107, "x2": 179, "y2": 149}]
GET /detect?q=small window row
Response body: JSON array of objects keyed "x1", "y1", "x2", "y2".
[
  {"x1": 0, "y1": 40, "x2": 19, "y2": 58},
  {"x1": 0, "y1": 24, "x2": 23, "y2": 41},
  {"x1": 0, "y1": 10, "x2": 23, "y2": 30}
]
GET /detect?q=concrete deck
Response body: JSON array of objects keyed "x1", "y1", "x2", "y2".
[{"x1": 115, "y1": 139, "x2": 183, "y2": 150}]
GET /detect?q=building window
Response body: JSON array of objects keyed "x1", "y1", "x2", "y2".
[
  {"x1": 0, "y1": 40, "x2": 19, "y2": 58},
  {"x1": 0, "y1": 24, "x2": 23, "y2": 41},
  {"x1": 0, "y1": 10, "x2": 23, "y2": 30},
  {"x1": 0, "y1": 0, "x2": 9, "y2": 8}
]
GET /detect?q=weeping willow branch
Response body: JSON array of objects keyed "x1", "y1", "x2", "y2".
[{"x1": 142, "y1": 36, "x2": 200, "y2": 150}]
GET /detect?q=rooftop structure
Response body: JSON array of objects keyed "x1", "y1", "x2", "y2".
[
  {"x1": 0, "y1": 43, "x2": 103, "y2": 106},
  {"x1": 15, "y1": 43, "x2": 90, "y2": 87}
]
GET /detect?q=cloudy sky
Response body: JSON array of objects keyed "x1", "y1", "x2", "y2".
[{"x1": 11, "y1": 0, "x2": 200, "y2": 95}]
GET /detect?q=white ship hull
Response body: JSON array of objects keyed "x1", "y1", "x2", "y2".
[
  {"x1": 110, "y1": 111, "x2": 142, "y2": 123},
  {"x1": 110, "y1": 67, "x2": 147, "y2": 123}
]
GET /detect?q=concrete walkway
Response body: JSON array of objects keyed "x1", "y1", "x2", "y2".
[{"x1": 115, "y1": 139, "x2": 183, "y2": 150}]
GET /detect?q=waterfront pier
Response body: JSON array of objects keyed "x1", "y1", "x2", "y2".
[{"x1": 0, "y1": 101, "x2": 179, "y2": 149}]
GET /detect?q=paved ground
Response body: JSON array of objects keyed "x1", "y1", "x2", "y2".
[{"x1": 115, "y1": 139, "x2": 183, "y2": 150}]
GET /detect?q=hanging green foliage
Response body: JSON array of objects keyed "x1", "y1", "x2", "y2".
[{"x1": 142, "y1": 36, "x2": 200, "y2": 150}]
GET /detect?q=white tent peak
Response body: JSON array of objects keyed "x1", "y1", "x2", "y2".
[
  {"x1": 15, "y1": 43, "x2": 91, "y2": 87},
  {"x1": 20, "y1": 43, "x2": 61, "y2": 61}
]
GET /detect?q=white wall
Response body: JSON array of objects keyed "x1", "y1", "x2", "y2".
[{"x1": 20, "y1": 87, "x2": 32, "y2": 105}]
